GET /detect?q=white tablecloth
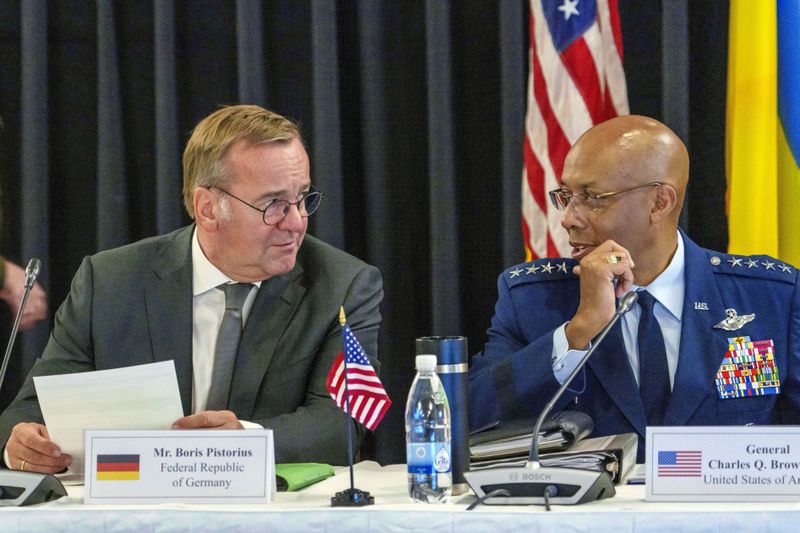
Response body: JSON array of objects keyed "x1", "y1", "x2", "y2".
[{"x1": 2, "y1": 462, "x2": 800, "y2": 532}]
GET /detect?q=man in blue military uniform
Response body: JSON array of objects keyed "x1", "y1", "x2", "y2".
[{"x1": 469, "y1": 115, "x2": 800, "y2": 461}]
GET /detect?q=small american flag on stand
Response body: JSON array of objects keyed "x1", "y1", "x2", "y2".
[{"x1": 326, "y1": 309, "x2": 391, "y2": 431}]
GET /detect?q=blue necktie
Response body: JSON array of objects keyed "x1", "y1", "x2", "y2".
[
  {"x1": 207, "y1": 283, "x2": 252, "y2": 410},
  {"x1": 637, "y1": 290, "x2": 671, "y2": 426}
]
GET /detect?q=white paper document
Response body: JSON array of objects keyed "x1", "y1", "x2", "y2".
[{"x1": 34, "y1": 361, "x2": 184, "y2": 476}]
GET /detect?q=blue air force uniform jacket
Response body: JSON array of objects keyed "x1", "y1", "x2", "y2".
[{"x1": 468, "y1": 233, "x2": 800, "y2": 457}]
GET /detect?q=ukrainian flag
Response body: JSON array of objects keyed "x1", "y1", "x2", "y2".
[{"x1": 726, "y1": 1, "x2": 800, "y2": 265}]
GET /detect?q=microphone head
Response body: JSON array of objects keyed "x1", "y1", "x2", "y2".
[
  {"x1": 24, "y1": 258, "x2": 41, "y2": 288},
  {"x1": 617, "y1": 291, "x2": 638, "y2": 315}
]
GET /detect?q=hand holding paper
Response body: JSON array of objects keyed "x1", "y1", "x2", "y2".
[
  {"x1": 33, "y1": 361, "x2": 184, "y2": 475},
  {"x1": 172, "y1": 410, "x2": 244, "y2": 429},
  {"x1": 5, "y1": 421, "x2": 72, "y2": 474}
]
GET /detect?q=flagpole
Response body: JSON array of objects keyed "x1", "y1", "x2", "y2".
[
  {"x1": 340, "y1": 306, "x2": 356, "y2": 493},
  {"x1": 330, "y1": 306, "x2": 374, "y2": 507}
]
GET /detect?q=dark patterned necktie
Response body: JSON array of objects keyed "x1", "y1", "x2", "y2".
[
  {"x1": 637, "y1": 290, "x2": 671, "y2": 426},
  {"x1": 206, "y1": 283, "x2": 252, "y2": 410}
]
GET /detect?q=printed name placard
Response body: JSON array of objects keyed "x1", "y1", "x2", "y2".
[
  {"x1": 646, "y1": 426, "x2": 800, "y2": 501},
  {"x1": 84, "y1": 429, "x2": 275, "y2": 504}
]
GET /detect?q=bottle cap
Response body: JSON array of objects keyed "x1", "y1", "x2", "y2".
[{"x1": 415, "y1": 354, "x2": 438, "y2": 371}]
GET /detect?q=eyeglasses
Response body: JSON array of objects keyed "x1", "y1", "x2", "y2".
[
  {"x1": 548, "y1": 182, "x2": 662, "y2": 212},
  {"x1": 211, "y1": 185, "x2": 323, "y2": 225}
]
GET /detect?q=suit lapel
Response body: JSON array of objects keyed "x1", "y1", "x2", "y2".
[
  {"x1": 665, "y1": 235, "x2": 729, "y2": 426},
  {"x1": 587, "y1": 320, "x2": 647, "y2": 436},
  {"x1": 228, "y1": 263, "x2": 306, "y2": 419},
  {"x1": 144, "y1": 226, "x2": 194, "y2": 415}
]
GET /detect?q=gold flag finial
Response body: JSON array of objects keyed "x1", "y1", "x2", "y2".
[{"x1": 339, "y1": 306, "x2": 346, "y2": 326}]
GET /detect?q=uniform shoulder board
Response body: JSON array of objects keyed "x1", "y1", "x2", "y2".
[
  {"x1": 503, "y1": 257, "x2": 578, "y2": 287},
  {"x1": 707, "y1": 251, "x2": 796, "y2": 284}
]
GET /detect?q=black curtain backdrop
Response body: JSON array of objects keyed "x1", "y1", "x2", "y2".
[{"x1": 0, "y1": 0, "x2": 729, "y2": 464}]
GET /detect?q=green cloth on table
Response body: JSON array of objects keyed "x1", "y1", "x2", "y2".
[{"x1": 275, "y1": 463, "x2": 335, "y2": 491}]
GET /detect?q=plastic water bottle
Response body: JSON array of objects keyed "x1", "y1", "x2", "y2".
[{"x1": 405, "y1": 354, "x2": 452, "y2": 503}]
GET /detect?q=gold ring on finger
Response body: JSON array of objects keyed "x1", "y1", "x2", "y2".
[
  {"x1": 20, "y1": 459, "x2": 27, "y2": 471},
  {"x1": 606, "y1": 254, "x2": 623, "y2": 265}
]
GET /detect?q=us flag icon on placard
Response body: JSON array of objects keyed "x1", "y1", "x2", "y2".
[
  {"x1": 657, "y1": 451, "x2": 702, "y2": 477},
  {"x1": 96, "y1": 454, "x2": 140, "y2": 481}
]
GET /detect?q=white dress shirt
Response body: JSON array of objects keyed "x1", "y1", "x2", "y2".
[
  {"x1": 191, "y1": 229, "x2": 261, "y2": 413},
  {"x1": 552, "y1": 232, "x2": 686, "y2": 389}
]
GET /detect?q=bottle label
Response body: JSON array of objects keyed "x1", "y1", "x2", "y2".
[
  {"x1": 406, "y1": 443, "x2": 451, "y2": 475},
  {"x1": 434, "y1": 444, "x2": 451, "y2": 473}
]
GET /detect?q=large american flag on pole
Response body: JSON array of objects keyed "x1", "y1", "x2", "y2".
[
  {"x1": 522, "y1": 0, "x2": 629, "y2": 260},
  {"x1": 326, "y1": 324, "x2": 391, "y2": 431}
]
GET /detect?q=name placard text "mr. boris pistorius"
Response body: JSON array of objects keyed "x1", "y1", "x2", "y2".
[
  {"x1": 84, "y1": 429, "x2": 275, "y2": 504},
  {"x1": 647, "y1": 426, "x2": 800, "y2": 502}
]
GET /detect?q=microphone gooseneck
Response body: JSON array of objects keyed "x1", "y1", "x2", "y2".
[
  {"x1": 0, "y1": 258, "x2": 42, "y2": 392},
  {"x1": 24, "y1": 258, "x2": 41, "y2": 289},
  {"x1": 462, "y1": 291, "x2": 639, "y2": 507},
  {"x1": 527, "y1": 291, "x2": 638, "y2": 464}
]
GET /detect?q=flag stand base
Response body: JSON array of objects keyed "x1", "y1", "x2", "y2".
[{"x1": 331, "y1": 488, "x2": 374, "y2": 507}]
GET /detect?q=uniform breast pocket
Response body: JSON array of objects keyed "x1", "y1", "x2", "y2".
[{"x1": 716, "y1": 393, "x2": 776, "y2": 421}]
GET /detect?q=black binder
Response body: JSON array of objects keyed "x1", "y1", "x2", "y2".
[
  {"x1": 471, "y1": 431, "x2": 638, "y2": 485},
  {"x1": 469, "y1": 410, "x2": 594, "y2": 461}
]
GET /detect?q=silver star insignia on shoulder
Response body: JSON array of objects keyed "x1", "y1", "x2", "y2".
[
  {"x1": 727, "y1": 257, "x2": 743, "y2": 267},
  {"x1": 746, "y1": 258, "x2": 759, "y2": 268},
  {"x1": 761, "y1": 260, "x2": 776, "y2": 270},
  {"x1": 526, "y1": 265, "x2": 539, "y2": 275},
  {"x1": 780, "y1": 264, "x2": 792, "y2": 273},
  {"x1": 509, "y1": 267, "x2": 523, "y2": 278},
  {"x1": 557, "y1": 262, "x2": 568, "y2": 273},
  {"x1": 540, "y1": 262, "x2": 555, "y2": 274},
  {"x1": 713, "y1": 308, "x2": 755, "y2": 331}
]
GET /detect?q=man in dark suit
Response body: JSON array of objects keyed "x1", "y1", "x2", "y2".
[
  {"x1": 0, "y1": 105, "x2": 383, "y2": 472},
  {"x1": 469, "y1": 115, "x2": 800, "y2": 460}
]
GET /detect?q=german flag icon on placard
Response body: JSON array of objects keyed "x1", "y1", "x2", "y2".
[{"x1": 96, "y1": 454, "x2": 140, "y2": 481}]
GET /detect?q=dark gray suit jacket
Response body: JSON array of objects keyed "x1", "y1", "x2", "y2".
[{"x1": 0, "y1": 226, "x2": 383, "y2": 465}]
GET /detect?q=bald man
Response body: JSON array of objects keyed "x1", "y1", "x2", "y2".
[{"x1": 469, "y1": 115, "x2": 800, "y2": 461}]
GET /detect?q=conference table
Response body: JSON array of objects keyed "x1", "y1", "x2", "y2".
[{"x1": 2, "y1": 461, "x2": 800, "y2": 532}]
